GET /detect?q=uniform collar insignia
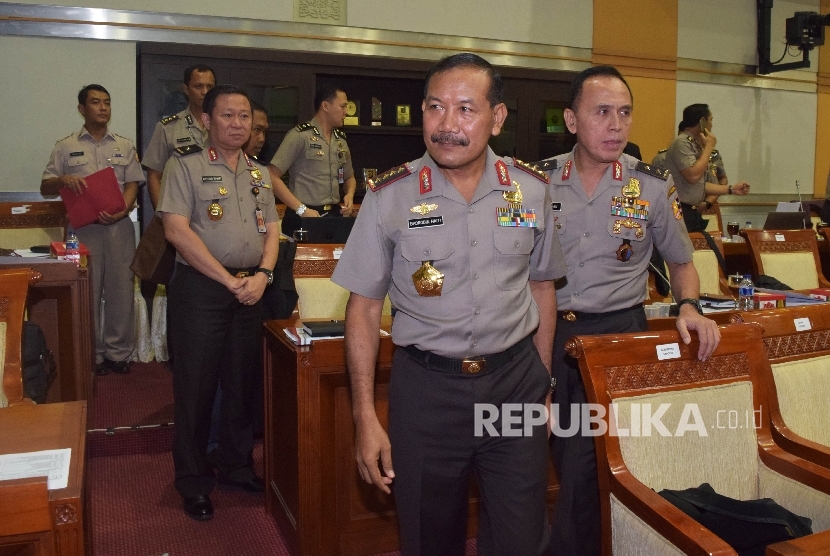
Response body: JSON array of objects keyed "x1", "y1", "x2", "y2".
[
  {"x1": 185, "y1": 114, "x2": 193, "y2": 126},
  {"x1": 244, "y1": 153, "x2": 252, "y2": 167},
  {"x1": 561, "y1": 159, "x2": 572, "y2": 180},
  {"x1": 420, "y1": 167, "x2": 432, "y2": 194},
  {"x1": 613, "y1": 160, "x2": 622, "y2": 181},
  {"x1": 208, "y1": 147, "x2": 218, "y2": 161},
  {"x1": 495, "y1": 160, "x2": 510, "y2": 186}
]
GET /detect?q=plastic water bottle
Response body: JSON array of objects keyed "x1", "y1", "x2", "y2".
[
  {"x1": 65, "y1": 233, "x2": 80, "y2": 266},
  {"x1": 738, "y1": 274, "x2": 755, "y2": 310},
  {"x1": 745, "y1": 220, "x2": 752, "y2": 229}
]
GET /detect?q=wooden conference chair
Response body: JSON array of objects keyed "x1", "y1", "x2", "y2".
[
  {"x1": 566, "y1": 324, "x2": 830, "y2": 555},
  {"x1": 688, "y1": 232, "x2": 731, "y2": 296},
  {"x1": 0, "y1": 267, "x2": 42, "y2": 407},
  {"x1": 741, "y1": 228, "x2": 830, "y2": 290}
]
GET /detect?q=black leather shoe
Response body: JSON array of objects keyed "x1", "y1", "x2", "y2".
[
  {"x1": 95, "y1": 361, "x2": 110, "y2": 376},
  {"x1": 111, "y1": 360, "x2": 131, "y2": 374},
  {"x1": 183, "y1": 494, "x2": 213, "y2": 521},
  {"x1": 218, "y1": 473, "x2": 265, "y2": 492}
]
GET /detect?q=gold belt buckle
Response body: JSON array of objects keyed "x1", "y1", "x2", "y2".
[
  {"x1": 235, "y1": 271, "x2": 250, "y2": 278},
  {"x1": 323, "y1": 204, "x2": 332, "y2": 211},
  {"x1": 563, "y1": 311, "x2": 577, "y2": 322},
  {"x1": 461, "y1": 358, "x2": 485, "y2": 374}
]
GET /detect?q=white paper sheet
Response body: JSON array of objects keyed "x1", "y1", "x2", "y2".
[{"x1": 0, "y1": 448, "x2": 71, "y2": 490}]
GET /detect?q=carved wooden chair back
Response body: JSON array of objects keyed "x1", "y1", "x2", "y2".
[
  {"x1": 688, "y1": 231, "x2": 731, "y2": 295},
  {"x1": 566, "y1": 323, "x2": 830, "y2": 555},
  {"x1": 741, "y1": 229, "x2": 829, "y2": 290},
  {"x1": 0, "y1": 267, "x2": 42, "y2": 407}
]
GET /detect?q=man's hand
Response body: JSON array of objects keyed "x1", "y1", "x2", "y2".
[
  {"x1": 354, "y1": 414, "x2": 394, "y2": 494},
  {"x1": 341, "y1": 192, "x2": 355, "y2": 216},
  {"x1": 731, "y1": 181, "x2": 750, "y2": 196},
  {"x1": 701, "y1": 130, "x2": 717, "y2": 150},
  {"x1": 303, "y1": 208, "x2": 321, "y2": 218},
  {"x1": 675, "y1": 305, "x2": 721, "y2": 361},
  {"x1": 230, "y1": 272, "x2": 268, "y2": 305},
  {"x1": 60, "y1": 175, "x2": 87, "y2": 196}
]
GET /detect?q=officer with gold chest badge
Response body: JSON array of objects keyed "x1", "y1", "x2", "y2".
[
  {"x1": 332, "y1": 53, "x2": 566, "y2": 556},
  {"x1": 536, "y1": 66, "x2": 720, "y2": 556},
  {"x1": 158, "y1": 85, "x2": 279, "y2": 522}
]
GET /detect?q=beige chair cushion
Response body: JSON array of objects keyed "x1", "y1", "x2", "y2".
[
  {"x1": 0, "y1": 321, "x2": 6, "y2": 407},
  {"x1": 759, "y1": 461, "x2": 830, "y2": 532},
  {"x1": 691, "y1": 250, "x2": 722, "y2": 295},
  {"x1": 295, "y1": 278, "x2": 392, "y2": 319},
  {"x1": 704, "y1": 215, "x2": 720, "y2": 233},
  {"x1": 759, "y1": 252, "x2": 818, "y2": 289},
  {"x1": 772, "y1": 356, "x2": 830, "y2": 447},
  {"x1": 610, "y1": 493, "x2": 685, "y2": 556},
  {"x1": 613, "y1": 381, "x2": 758, "y2": 500},
  {"x1": 0, "y1": 228, "x2": 64, "y2": 251}
]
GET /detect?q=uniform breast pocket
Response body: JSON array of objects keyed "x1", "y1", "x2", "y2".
[
  {"x1": 400, "y1": 233, "x2": 456, "y2": 293},
  {"x1": 197, "y1": 185, "x2": 229, "y2": 225},
  {"x1": 305, "y1": 144, "x2": 325, "y2": 161},
  {"x1": 603, "y1": 217, "x2": 648, "y2": 267},
  {"x1": 67, "y1": 156, "x2": 88, "y2": 169},
  {"x1": 493, "y1": 229, "x2": 533, "y2": 290},
  {"x1": 108, "y1": 157, "x2": 128, "y2": 183}
]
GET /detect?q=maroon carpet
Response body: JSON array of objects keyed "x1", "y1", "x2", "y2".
[{"x1": 91, "y1": 360, "x2": 174, "y2": 430}]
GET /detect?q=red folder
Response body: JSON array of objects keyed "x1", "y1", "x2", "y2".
[{"x1": 59, "y1": 166, "x2": 127, "y2": 229}]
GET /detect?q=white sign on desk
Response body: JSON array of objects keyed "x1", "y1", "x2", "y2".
[
  {"x1": 0, "y1": 448, "x2": 71, "y2": 490},
  {"x1": 794, "y1": 317, "x2": 812, "y2": 331}
]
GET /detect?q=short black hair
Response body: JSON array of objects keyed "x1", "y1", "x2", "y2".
[
  {"x1": 183, "y1": 64, "x2": 216, "y2": 86},
  {"x1": 424, "y1": 53, "x2": 503, "y2": 107},
  {"x1": 78, "y1": 84, "x2": 110, "y2": 105},
  {"x1": 568, "y1": 65, "x2": 633, "y2": 111},
  {"x1": 203, "y1": 85, "x2": 251, "y2": 118},
  {"x1": 314, "y1": 86, "x2": 345, "y2": 112},
  {"x1": 680, "y1": 104, "x2": 710, "y2": 130},
  {"x1": 250, "y1": 100, "x2": 267, "y2": 116}
]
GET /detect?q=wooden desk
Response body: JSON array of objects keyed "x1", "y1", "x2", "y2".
[
  {"x1": 262, "y1": 318, "x2": 558, "y2": 555},
  {"x1": 0, "y1": 257, "x2": 94, "y2": 406},
  {"x1": 765, "y1": 529, "x2": 830, "y2": 555},
  {"x1": 0, "y1": 401, "x2": 88, "y2": 556}
]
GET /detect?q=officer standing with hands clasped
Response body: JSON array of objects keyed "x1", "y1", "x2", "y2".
[
  {"x1": 158, "y1": 85, "x2": 279, "y2": 521},
  {"x1": 536, "y1": 66, "x2": 721, "y2": 556},
  {"x1": 332, "y1": 53, "x2": 567, "y2": 555}
]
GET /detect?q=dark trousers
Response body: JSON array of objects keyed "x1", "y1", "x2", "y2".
[
  {"x1": 549, "y1": 306, "x2": 647, "y2": 556},
  {"x1": 169, "y1": 263, "x2": 262, "y2": 498},
  {"x1": 389, "y1": 340, "x2": 551, "y2": 556},
  {"x1": 281, "y1": 205, "x2": 342, "y2": 237},
  {"x1": 680, "y1": 202, "x2": 708, "y2": 233}
]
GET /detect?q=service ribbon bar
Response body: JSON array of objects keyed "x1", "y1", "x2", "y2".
[{"x1": 497, "y1": 208, "x2": 538, "y2": 227}]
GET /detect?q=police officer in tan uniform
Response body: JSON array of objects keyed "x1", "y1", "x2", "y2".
[
  {"x1": 269, "y1": 85, "x2": 356, "y2": 236},
  {"x1": 41, "y1": 84, "x2": 144, "y2": 376},
  {"x1": 332, "y1": 54, "x2": 566, "y2": 556},
  {"x1": 158, "y1": 85, "x2": 279, "y2": 522},
  {"x1": 538, "y1": 66, "x2": 721, "y2": 556},
  {"x1": 142, "y1": 64, "x2": 216, "y2": 209},
  {"x1": 664, "y1": 104, "x2": 750, "y2": 231}
]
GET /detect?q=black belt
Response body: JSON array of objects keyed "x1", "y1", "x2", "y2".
[
  {"x1": 223, "y1": 265, "x2": 258, "y2": 278},
  {"x1": 288, "y1": 204, "x2": 342, "y2": 215},
  {"x1": 557, "y1": 303, "x2": 644, "y2": 322},
  {"x1": 402, "y1": 335, "x2": 533, "y2": 375},
  {"x1": 680, "y1": 201, "x2": 703, "y2": 212}
]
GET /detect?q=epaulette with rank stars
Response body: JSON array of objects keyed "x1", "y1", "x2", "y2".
[
  {"x1": 160, "y1": 114, "x2": 179, "y2": 125},
  {"x1": 528, "y1": 159, "x2": 559, "y2": 172},
  {"x1": 512, "y1": 158, "x2": 550, "y2": 184},
  {"x1": 367, "y1": 164, "x2": 412, "y2": 192},
  {"x1": 636, "y1": 161, "x2": 669, "y2": 181},
  {"x1": 295, "y1": 122, "x2": 321, "y2": 136},
  {"x1": 174, "y1": 144, "x2": 203, "y2": 156},
  {"x1": 55, "y1": 134, "x2": 71, "y2": 144},
  {"x1": 657, "y1": 148, "x2": 667, "y2": 154},
  {"x1": 333, "y1": 128, "x2": 347, "y2": 140}
]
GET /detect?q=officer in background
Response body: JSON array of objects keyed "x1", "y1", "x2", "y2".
[
  {"x1": 41, "y1": 84, "x2": 144, "y2": 376},
  {"x1": 243, "y1": 100, "x2": 270, "y2": 161},
  {"x1": 143, "y1": 64, "x2": 216, "y2": 209},
  {"x1": 269, "y1": 85, "x2": 357, "y2": 236},
  {"x1": 158, "y1": 85, "x2": 279, "y2": 521},
  {"x1": 664, "y1": 104, "x2": 750, "y2": 232},
  {"x1": 538, "y1": 66, "x2": 721, "y2": 556},
  {"x1": 332, "y1": 53, "x2": 566, "y2": 555}
]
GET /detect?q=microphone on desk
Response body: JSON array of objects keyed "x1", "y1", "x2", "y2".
[{"x1": 796, "y1": 180, "x2": 807, "y2": 229}]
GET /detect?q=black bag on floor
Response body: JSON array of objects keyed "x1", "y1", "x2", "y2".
[
  {"x1": 22, "y1": 321, "x2": 56, "y2": 403},
  {"x1": 658, "y1": 483, "x2": 812, "y2": 556}
]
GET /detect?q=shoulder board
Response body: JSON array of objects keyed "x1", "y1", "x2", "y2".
[
  {"x1": 295, "y1": 122, "x2": 314, "y2": 132},
  {"x1": 687, "y1": 136, "x2": 695, "y2": 143},
  {"x1": 657, "y1": 148, "x2": 667, "y2": 154},
  {"x1": 711, "y1": 150, "x2": 719, "y2": 156},
  {"x1": 528, "y1": 159, "x2": 559, "y2": 172},
  {"x1": 512, "y1": 158, "x2": 550, "y2": 184},
  {"x1": 333, "y1": 128, "x2": 346, "y2": 140},
  {"x1": 368, "y1": 164, "x2": 412, "y2": 192},
  {"x1": 55, "y1": 134, "x2": 72, "y2": 144},
  {"x1": 112, "y1": 133, "x2": 132, "y2": 142},
  {"x1": 160, "y1": 114, "x2": 180, "y2": 125},
  {"x1": 636, "y1": 161, "x2": 669, "y2": 181},
  {"x1": 174, "y1": 144, "x2": 203, "y2": 156}
]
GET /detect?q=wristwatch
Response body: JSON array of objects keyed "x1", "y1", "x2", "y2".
[
  {"x1": 677, "y1": 298, "x2": 704, "y2": 315},
  {"x1": 296, "y1": 204, "x2": 307, "y2": 216},
  {"x1": 256, "y1": 267, "x2": 274, "y2": 285},
  {"x1": 728, "y1": 185, "x2": 733, "y2": 195}
]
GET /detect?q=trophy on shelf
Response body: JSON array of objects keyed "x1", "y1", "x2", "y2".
[
  {"x1": 371, "y1": 97, "x2": 382, "y2": 126},
  {"x1": 396, "y1": 105, "x2": 411, "y2": 126},
  {"x1": 362, "y1": 168, "x2": 377, "y2": 190},
  {"x1": 344, "y1": 100, "x2": 359, "y2": 126}
]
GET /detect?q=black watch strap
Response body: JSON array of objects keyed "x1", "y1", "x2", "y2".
[
  {"x1": 256, "y1": 267, "x2": 274, "y2": 285},
  {"x1": 677, "y1": 298, "x2": 704, "y2": 315}
]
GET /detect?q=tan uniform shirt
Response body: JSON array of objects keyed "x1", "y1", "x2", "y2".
[
  {"x1": 269, "y1": 117, "x2": 355, "y2": 206},
  {"x1": 546, "y1": 149, "x2": 692, "y2": 312},
  {"x1": 42, "y1": 127, "x2": 145, "y2": 189},
  {"x1": 332, "y1": 148, "x2": 567, "y2": 359},
  {"x1": 665, "y1": 131, "x2": 713, "y2": 205},
  {"x1": 157, "y1": 144, "x2": 278, "y2": 268},
  {"x1": 141, "y1": 108, "x2": 208, "y2": 173}
]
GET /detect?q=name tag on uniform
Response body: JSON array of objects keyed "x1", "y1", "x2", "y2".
[
  {"x1": 69, "y1": 151, "x2": 84, "y2": 157},
  {"x1": 111, "y1": 153, "x2": 124, "y2": 158},
  {"x1": 202, "y1": 176, "x2": 223, "y2": 182},
  {"x1": 177, "y1": 137, "x2": 192, "y2": 143},
  {"x1": 309, "y1": 143, "x2": 322, "y2": 149},
  {"x1": 408, "y1": 216, "x2": 444, "y2": 229}
]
